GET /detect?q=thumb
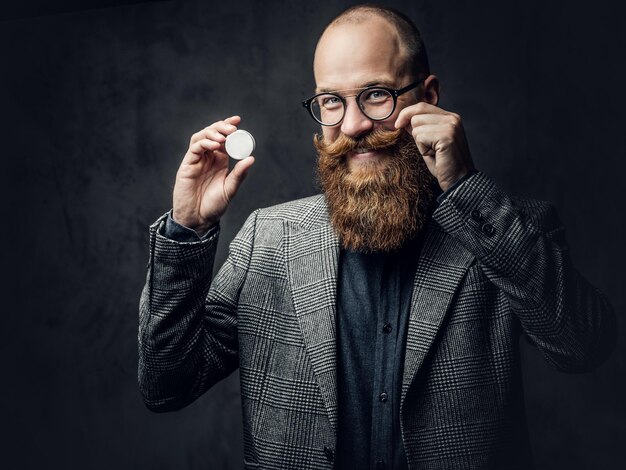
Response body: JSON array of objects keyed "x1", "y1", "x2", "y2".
[{"x1": 224, "y1": 156, "x2": 255, "y2": 200}]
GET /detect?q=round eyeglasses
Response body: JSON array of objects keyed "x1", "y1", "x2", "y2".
[{"x1": 302, "y1": 80, "x2": 423, "y2": 126}]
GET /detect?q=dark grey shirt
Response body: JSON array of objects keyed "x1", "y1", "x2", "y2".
[{"x1": 335, "y1": 235, "x2": 422, "y2": 470}]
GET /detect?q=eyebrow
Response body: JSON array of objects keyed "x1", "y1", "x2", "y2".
[{"x1": 316, "y1": 79, "x2": 397, "y2": 94}]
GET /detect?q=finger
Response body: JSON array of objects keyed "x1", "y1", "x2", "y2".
[
  {"x1": 411, "y1": 125, "x2": 446, "y2": 157},
  {"x1": 414, "y1": 138, "x2": 435, "y2": 158},
  {"x1": 411, "y1": 123, "x2": 457, "y2": 141},
  {"x1": 395, "y1": 102, "x2": 447, "y2": 129},
  {"x1": 223, "y1": 156, "x2": 255, "y2": 200},
  {"x1": 407, "y1": 113, "x2": 456, "y2": 128},
  {"x1": 413, "y1": 112, "x2": 462, "y2": 134},
  {"x1": 204, "y1": 128, "x2": 227, "y2": 143},
  {"x1": 211, "y1": 120, "x2": 239, "y2": 137},
  {"x1": 183, "y1": 142, "x2": 229, "y2": 166},
  {"x1": 224, "y1": 115, "x2": 241, "y2": 125},
  {"x1": 399, "y1": 114, "x2": 444, "y2": 135},
  {"x1": 190, "y1": 126, "x2": 221, "y2": 145},
  {"x1": 190, "y1": 118, "x2": 241, "y2": 144},
  {"x1": 189, "y1": 138, "x2": 222, "y2": 156}
]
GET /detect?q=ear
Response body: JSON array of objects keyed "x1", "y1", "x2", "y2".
[{"x1": 422, "y1": 74, "x2": 440, "y2": 106}]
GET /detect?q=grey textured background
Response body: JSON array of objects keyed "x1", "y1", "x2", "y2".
[{"x1": 1, "y1": 0, "x2": 624, "y2": 469}]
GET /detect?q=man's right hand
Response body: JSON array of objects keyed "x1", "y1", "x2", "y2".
[{"x1": 172, "y1": 115, "x2": 255, "y2": 234}]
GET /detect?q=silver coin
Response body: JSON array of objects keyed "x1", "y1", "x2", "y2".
[{"x1": 225, "y1": 129, "x2": 256, "y2": 160}]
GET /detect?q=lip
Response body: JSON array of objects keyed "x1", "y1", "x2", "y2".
[{"x1": 349, "y1": 149, "x2": 380, "y2": 161}]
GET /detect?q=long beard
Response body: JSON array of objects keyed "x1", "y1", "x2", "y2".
[{"x1": 315, "y1": 128, "x2": 438, "y2": 253}]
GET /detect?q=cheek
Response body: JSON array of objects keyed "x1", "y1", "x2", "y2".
[{"x1": 322, "y1": 126, "x2": 340, "y2": 142}]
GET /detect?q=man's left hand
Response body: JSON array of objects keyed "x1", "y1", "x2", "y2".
[{"x1": 395, "y1": 102, "x2": 475, "y2": 192}]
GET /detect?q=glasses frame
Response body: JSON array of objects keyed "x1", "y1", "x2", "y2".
[{"x1": 302, "y1": 79, "x2": 424, "y2": 126}]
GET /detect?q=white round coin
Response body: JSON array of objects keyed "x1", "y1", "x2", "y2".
[{"x1": 225, "y1": 129, "x2": 256, "y2": 160}]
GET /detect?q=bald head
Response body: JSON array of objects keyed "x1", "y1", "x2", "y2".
[
  {"x1": 314, "y1": 15, "x2": 406, "y2": 88},
  {"x1": 314, "y1": 5, "x2": 430, "y2": 82}
]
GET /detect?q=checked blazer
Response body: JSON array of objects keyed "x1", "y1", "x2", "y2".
[{"x1": 138, "y1": 172, "x2": 616, "y2": 469}]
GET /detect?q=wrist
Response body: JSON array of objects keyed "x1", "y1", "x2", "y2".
[
  {"x1": 440, "y1": 174, "x2": 466, "y2": 192},
  {"x1": 439, "y1": 166, "x2": 476, "y2": 192},
  {"x1": 193, "y1": 221, "x2": 217, "y2": 236},
  {"x1": 171, "y1": 211, "x2": 217, "y2": 235}
]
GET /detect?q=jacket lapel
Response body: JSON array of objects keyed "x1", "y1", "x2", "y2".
[
  {"x1": 284, "y1": 199, "x2": 340, "y2": 434},
  {"x1": 283, "y1": 196, "x2": 475, "y2": 432},
  {"x1": 401, "y1": 220, "x2": 475, "y2": 406}
]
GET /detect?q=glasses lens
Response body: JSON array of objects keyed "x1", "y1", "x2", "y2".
[
  {"x1": 311, "y1": 94, "x2": 344, "y2": 125},
  {"x1": 358, "y1": 88, "x2": 394, "y2": 120}
]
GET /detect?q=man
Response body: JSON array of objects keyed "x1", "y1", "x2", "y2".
[{"x1": 139, "y1": 5, "x2": 616, "y2": 469}]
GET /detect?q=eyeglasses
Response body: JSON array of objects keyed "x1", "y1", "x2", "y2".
[{"x1": 302, "y1": 80, "x2": 423, "y2": 126}]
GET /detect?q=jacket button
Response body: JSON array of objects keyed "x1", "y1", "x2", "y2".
[
  {"x1": 382, "y1": 323, "x2": 392, "y2": 333},
  {"x1": 470, "y1": 209, "x2": 483, "y2": 221},
  {"x1": 376, "y1": 459, "x2": 386, "y2": 469},
  {"x1": 379, "y1": 392, "x2": 388, "y2": 403},
  {"x1": 324, "y1": 446, "x2": 334, "y2": 462},
  {"x1": 481, "y1": 223, "x2": 495, "y2": 236}
]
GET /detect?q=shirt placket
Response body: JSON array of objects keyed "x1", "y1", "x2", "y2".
[{"x1": 370, "y1": 256, "x2": 399, "y2": 470}]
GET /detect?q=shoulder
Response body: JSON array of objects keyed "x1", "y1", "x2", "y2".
[
  {"x1": 231, "y1": 194, "x2": 329, "y2": 254},
  {"x1": 255, "y1": 194, "x2": 329, "y2": 229}
]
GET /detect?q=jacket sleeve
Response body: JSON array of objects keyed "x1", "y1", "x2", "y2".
[
  {"x1": 433, "y1": 172, "x2": 617, "y2": 372},
  {"x1": 138, "y1": 209, "x2": 258, "y2": 412}
]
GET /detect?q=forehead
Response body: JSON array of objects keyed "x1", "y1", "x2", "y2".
[{"x1": 313, "y1": 16, "x2": 407, "y2": 92}]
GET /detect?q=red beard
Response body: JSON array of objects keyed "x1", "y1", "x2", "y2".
[{"x1": 315, "y1": 128, "x2": 438, "y2": 253}]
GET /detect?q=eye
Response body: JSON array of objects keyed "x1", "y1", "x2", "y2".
[
  {"x1": 362, "y1": 89, "x2": 389, "y2": 103},
  {"x1": 320, "y1": 95, "x2": 342, "y2": 109}
]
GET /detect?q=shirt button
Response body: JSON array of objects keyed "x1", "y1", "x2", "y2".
[
  {"x1": 382, "y1": 323, "x2": 392, "y2": 333},
  {"x1": 379, "y1": 392, "x2": 388, "y2": 403},
  {"x1": 481, "y1": 223, "x2": 495, "y2": 236},
  {"x1": 323, "y1": 446, "x2": 334, "y2": 462},
  {"x1": 470, "y1": 209, "x2": 483, "y2": 221}
]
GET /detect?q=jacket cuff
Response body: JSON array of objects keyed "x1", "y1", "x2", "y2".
[
  {"x1": 162, "y1": 210, "x2": 220, "y2": 242},
  {"x1": 436, "y1": 169, "x2": 479, "y2": 205},
  {"x1": 148, "y1": 212, "x2": 220, "y2": 268},
  {"x1": 432, "y1": 171, "x2": 535, "y2": 264}
]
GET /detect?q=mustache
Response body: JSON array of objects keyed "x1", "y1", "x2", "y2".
[{"x1": 313, "y1": 128, "x2": 404, "y2": 159}]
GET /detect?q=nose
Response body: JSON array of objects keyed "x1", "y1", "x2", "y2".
[{"x1": 340, "y1": 97, "x2": 373, "y2": 138}]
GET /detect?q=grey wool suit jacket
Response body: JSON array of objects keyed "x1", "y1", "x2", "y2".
[{"x1": 138, "y1": 172, "x2": 616, "y2": 470}]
